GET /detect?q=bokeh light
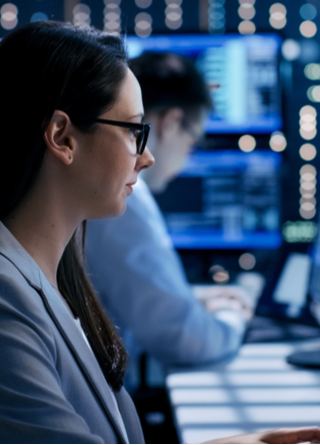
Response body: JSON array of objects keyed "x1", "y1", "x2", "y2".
[
  {"x1": 305, "y1": 63, "x2": 320, "y2": 80},
  {"x1": 238, "y1": 20, "x2": 256, "y2": 34},
  {"x1": 269, "y1": 131, "x2": 287, "y2": 152},
  {"x1": 73, "y1": 4, "x2": 91, "y2": 27},
  {"x1": 300, "y1": 3, "x2": 317, "y2": 21},
  {"x1": 135, "y1": 12, "x2": 152, "y2": 37},
  {"x1": 30, "y1": 12, "x2": 48, "y2": 22},
  {"x1": 165, "y1": 1, "x2": 183, "y2": 30},
  {"x1": 300, "y1": 20, "x2": 317, "y2": 38},
  {"x1": 307, "y1": 85, "x2": 320, "y2": 102},
  {"x1": 300, "y1": 207, "x2": 316, "y2": 219},
  {"x1": 238, "y1": 134, "x2": 256, "y2": 152},
  {"x1": 239, "y1": 253, "x2": 256, "y2": 270},
  {"x1": 135, "y1": 0, "x2": 152, "y2": 8},
  {"x1": 269, "y1": 3, "x2": 287, "y2": 29},
  {"x1": 281, "y1": 39, "x2": 301, "y2": 61},
  {"x1": 238, "y1": 5, "x2": 255, "y2": 20},
  {"x1": 300, "y1": 143, "x2": 317, "y2": 161},
  {"x1": 1, "y1": 3, "x2": 18, "y2": 30}
]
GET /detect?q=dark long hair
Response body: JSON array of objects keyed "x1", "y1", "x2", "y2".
[{"x1": 0, "y1": 21, "x2": 128, "y2": 391}]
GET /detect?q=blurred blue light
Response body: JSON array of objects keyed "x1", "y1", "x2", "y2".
[
  {"x1": 300, "y1": 4, "x2": 317, "y2": 21},
  {"x1": 30, "y1": 12, "x2": 48, "y2": 22}
]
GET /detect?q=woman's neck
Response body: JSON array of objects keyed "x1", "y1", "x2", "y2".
[{"x1": 2, "y1": 184, "x2": 80, "y2": 288}]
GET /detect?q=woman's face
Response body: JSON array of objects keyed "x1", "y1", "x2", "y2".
[{"x1": 72, "y1": 68, "x2": 154, "y2": 219}]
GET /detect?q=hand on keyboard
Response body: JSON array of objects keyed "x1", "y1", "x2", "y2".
[{"x1": 192, "y1": 285, "x2": 254, "y2": 321}]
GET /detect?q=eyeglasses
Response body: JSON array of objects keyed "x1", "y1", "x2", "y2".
[{"x1": 92, "y1": 118, "x2": 150, "y2": 155}]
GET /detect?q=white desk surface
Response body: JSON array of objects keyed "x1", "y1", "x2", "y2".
[{"x1": 166, "y1": 340, "x2": 320, "y2": 444}]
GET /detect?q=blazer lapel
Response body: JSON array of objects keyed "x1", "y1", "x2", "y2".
[
  {"x1": 0, "y1": 222, "x2": 129, "y2": 443},
  {"x1": 35, "y1": 277, "x2": 129, "y2": 444}
]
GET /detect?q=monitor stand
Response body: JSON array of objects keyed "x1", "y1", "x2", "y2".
[{"x1": 286, "y1": 348, "x2": 320, "y2": 368}]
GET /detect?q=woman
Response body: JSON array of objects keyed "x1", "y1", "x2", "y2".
[{"x1": 0, "y1": 21, "x2": 319, "y2": 444}]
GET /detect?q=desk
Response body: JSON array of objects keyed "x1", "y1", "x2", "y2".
[{"x1": 166, "y1": 340, "x2": 320, "y2": 444}]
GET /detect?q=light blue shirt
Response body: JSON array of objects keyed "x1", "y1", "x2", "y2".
[{"x1": 86, "y1": 179, "x2": 245, "y2": 382}]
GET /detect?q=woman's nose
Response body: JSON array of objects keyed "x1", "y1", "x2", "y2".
[{"x1": 136, "y1": 146, "x2": 155, "y2": 172}]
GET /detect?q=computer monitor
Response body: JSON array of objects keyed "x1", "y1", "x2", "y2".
[
  {"x1": 153, "y1": 150, "x2": 282, "y2": 250},
  {"x1": 126, "y1": 33, "x2": 283, "y2": 134}
]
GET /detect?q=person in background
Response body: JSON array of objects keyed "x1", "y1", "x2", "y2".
[{"x1": 85, "y1": 52, "x2": 252, "y2": 391}]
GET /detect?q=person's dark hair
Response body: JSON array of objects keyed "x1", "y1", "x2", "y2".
[
  {"x1": 129, "y1": 51, "x2": 212, "y2": 118},
  {"x1": 0, "y1": 21, "x2": 128, "y2": 391}
]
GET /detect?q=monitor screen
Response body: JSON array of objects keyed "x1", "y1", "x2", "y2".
[
  {"x1": 126, "y1": 34, "x2": 283, "y2": 134},
  {"x1": 153, "y1": 150, "x2": 282, "y2": 249}
]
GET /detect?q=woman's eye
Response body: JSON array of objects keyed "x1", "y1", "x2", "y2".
[{"x1": 129, "y1": 128, "x2": 139, "y2": 139}]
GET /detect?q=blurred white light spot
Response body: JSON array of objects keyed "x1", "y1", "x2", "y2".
[
  {"x1": 238, "y1": 134, "x2": 256, "y2": 152},
  {"x1": 269, "y1": 3, "x2": 287, "y2": 15},
  {"x1": 165, "y1": 0, "x2": 182, "y2": 5},
  {"x1": 301, "y1": 122, "x2": 316, "y2": 132},
  {"x1": 269, "y1": 16, "x2": 286, "y2": 29},
  {"x1": 300, "y1": 187, "x2": 316, "y2": 197},
  {"x1": 300, "y1": 115, "x2": 316, "y2": 124},
  {"x1": 135, "y1": 12, "x2": 152, "y2": 24},
  {"x1": 300, "y1": 164, "x2": 317, "y2": 176},
  {"x1": 165, "y1": 17, "x2": 182, "y2": 29},
  {"x1": 300, "y1": 207, "x2": 316, "y2": 219},
  {"x1": 300, "y1": 196, "x2": 316, "y2": 206},
  {"x1": 269, "y1": 131, "x2": 287, "y2": 152},
  {"x1": 305, "y1": 63, "x2": 320, "y2": 80},
  {"x1": 238, "y1": 5, "x2": 255, "y2": 20},
  {"x1": 105, "y1": 12, "x2": 120, "y2": 20},
  {"x1": 238, "y1": 20, "x2": 256, "y2": 34},
  {"x1": 301, "y1": 172, "x2": 316, "y2": 182},
  {"x1": 301, "y1": 201, "x2": 316, "y2": 211},
  {"x1": 104, "y1": 0, "x2": 121, "y2": 5},
  {"x1": 0, "y1": 2, "x2": 18, "y2": 29},
  {"x1": 1, "y1": 3, "x2": 17, "y2": 15},
  {"x1": 1, "y1": 16, "x2": 17, "y2": 28},
  {"x1": 239, "y1": 0, "x2": 255, "y2": 4},
  {"x1": 300, "y1": 105, "x2": 317, "y2": 117},
  {"x1": 104, "y1": 20, "x2": 121, "y2": 31},
  {"x1": 166, "y1": 11, "x2": 181, "y2": 21},
  {"x1": 300, "y1": 20, "x2": 317, "y2": 38},
  {"x1": 135, "y1": 0, "x2": 152, "y2": 8},
  {"x1": 307, "y1": 85, "x2": 320, "y2": 102},
  {"x1": 300, "y1": 127, "x2": 317, "y2": 140},
  {"x1": 239, "y1": 253, "x2": 256, "y2": 270},
  {"x1": 73, "y1": 4, "x2": 91, "y2": 15},
  {"x1": 300, "y1": 144, "x2": 317, "y2": 161},
  {"x1": 281, "y1": 39, "x2": 301, "y2": 61},
  {"x1": 300, "y1": 181, "x2": 316, "y2": 191}
]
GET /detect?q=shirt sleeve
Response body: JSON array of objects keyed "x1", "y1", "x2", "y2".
[
  {"x1": 0, "y1": 274, "x2": 104, "y2": 444},
  {"x1": 85, "y1": 183, "x2": 245, "y2": 365}
]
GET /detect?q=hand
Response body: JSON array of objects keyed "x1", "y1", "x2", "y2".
[
  {"x1": 193, "y1": 285, "x2": 254, "y2": 321},
  {"x1": 204, "y1": 427, "x2": 320, "y2": 444}
]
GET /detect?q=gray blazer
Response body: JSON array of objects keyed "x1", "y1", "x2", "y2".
[{"x1": 0, "y1": 222, "x2": 144, "y2": 444}]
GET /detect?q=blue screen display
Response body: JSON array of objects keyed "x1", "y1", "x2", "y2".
[
  {"x1": 127, "y1": 34, "x2": 283, "y2": 134},
  {"x1": 154, "y1": 150, "x2": 282, "y2": 249}
]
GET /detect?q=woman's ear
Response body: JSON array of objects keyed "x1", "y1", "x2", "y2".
[{"x1": 44, "y1": 110, "x2": 75, "y2": 165}]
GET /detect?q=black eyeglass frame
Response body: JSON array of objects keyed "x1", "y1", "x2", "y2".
[{"x1": 92, "y1": 118, "x2": 150, "y2": 155}]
